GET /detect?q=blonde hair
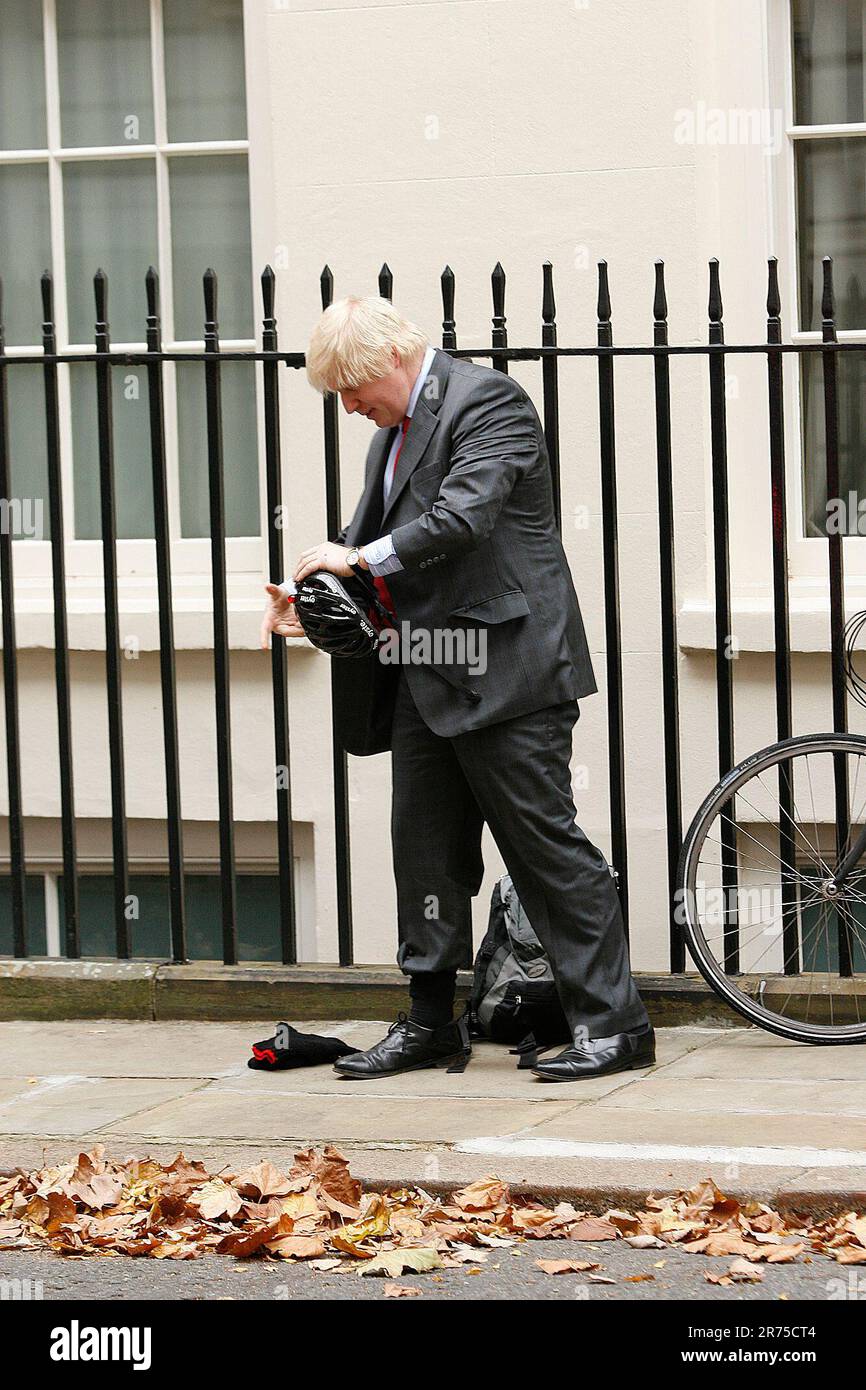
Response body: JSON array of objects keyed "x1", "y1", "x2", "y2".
[{"x1": 306, "y1": 295, "x2": 429, "y2": 394}]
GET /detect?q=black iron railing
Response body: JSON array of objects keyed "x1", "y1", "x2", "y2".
[{"x1": 0, "y1": 255, "x2": 859, "y2": 972}]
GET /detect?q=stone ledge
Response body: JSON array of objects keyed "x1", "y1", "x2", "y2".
[
  {"x1": 0, "y1": 959, "x2": 742, "y2": 1026},
  {"x1": 0, "y1": 959, "x2": 158, "y2": 1021}
]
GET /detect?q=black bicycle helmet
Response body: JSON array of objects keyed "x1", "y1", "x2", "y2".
[{"x1": 295, "y1": 571, "x2": 384, "y2": 658}]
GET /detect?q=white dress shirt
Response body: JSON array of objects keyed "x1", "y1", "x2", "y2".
[{"x1": 361, "y1": 342, "x2": 436, "y2": 576}]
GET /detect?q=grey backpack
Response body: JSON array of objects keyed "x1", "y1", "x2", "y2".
[{"x1": 469, "y1": 874, "x2": 570, "y2": 1052}]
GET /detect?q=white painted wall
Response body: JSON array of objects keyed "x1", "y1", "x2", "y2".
[{"x1": 4, "y1": 0, "x2": 866, "y2": 971}]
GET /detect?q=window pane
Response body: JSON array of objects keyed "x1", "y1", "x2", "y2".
[
  {"x1": 164, "y1": 0, "x2": 247, "y2": 142},
  {"x1": 800, "y1": 897, "x2": 866, "y2": 969},
  {"x1": 6, "y1": 365, "x2": 50, "y2": 542},
  {"x1": 0, "y1": 0, "x2": 47, "y2": 149},
  {"x1": 801, "y1": 351, "x2": 866, "y2": 535},
  {"x1": 0, "y1": 164, "x2": 51, "y2": 345},
  {"x1": 793, "y1": 0, "x2": 866, "y2": 125},
  {"x1": 56, "y1": 0, "x2": 153, "y2": 147},
  {"x1": 70, "y1": 360, "x2": 155, "y2": 539},
  {"x1": 56, "y1": 873, "x2": 281, "y2": 959},
  {"x1": 183, "y1": 875, "x2": 282, "y2": 962},
  {"x1": 169, "y1": 154, "x2": 253, "y2": 341},
  {"x1": 176, "y1": 360, "x2": 259, "y2": 537},
  {"x1": 63, "y1": 159, "x2": 157, "y2": 343},
  {"x1": 796, "y1": 137, "x2": 866, "y2": 331},
  {"x1": 0, "y1": 875, "x2": 47, "y2": 956},
  {"x1": 59, "y1": 875, "x2": 169, "y2": 958}
]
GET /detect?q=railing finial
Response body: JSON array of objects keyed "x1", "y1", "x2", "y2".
[
  {"x1": 261, "y1": 264, "x2": 276, "y2": 321},
  {"x1": 441, "y1": 265, "x2": 456, "y2": 349},
  {"x1": 203, "y1": 267, "x2": 217, "y2": 325},
  {"x1": 145, "y1": 265, "x2": 158, "y2": 317},
  {"x1": 320, "y1": 264, "x2": 334, "y2": 309},
  {"x1": 821, "y1": 255, "x2": 836, "y2": 327},
  {"x1": 597, "y1": 260, "x2": 611, "y2": 326},
  {"x1": 653, "y1": 259, "x2": 668, "y2": 326},
  {"x1": 766, "y1": 256, "x2": 781, "y2": 320},
  {"x1": 542, "y1": 261, "x2": 556, "y2": 328},
  {"x1": 708, "y1": 258, "x2": 723, "y2": 326}
]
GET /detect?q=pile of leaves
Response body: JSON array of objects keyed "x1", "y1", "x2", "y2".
[{"x1": 1, "y1": 1147, "x2": 864, "y2": 1282}]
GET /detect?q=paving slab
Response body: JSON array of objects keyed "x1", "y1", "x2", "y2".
[
  {"x1": 0, "y1": 1077, "x2": 207, "y2": 1135},
  {"x1": 107, "y1": 1088, "x2": 580, "y2": 1145},
  {"x1": 0, "y1": 1020, "x2": 301, "y2": 1080},
  {"x1": 592, "y1": 1075, "x2": 866, "y2": 1117},
  {"x1": 510, "y1": 1103, "x2": 866, "y2": 1152},
  {"x1": 659, "y1": 1027, "x2": 866, "y2": 1081}
]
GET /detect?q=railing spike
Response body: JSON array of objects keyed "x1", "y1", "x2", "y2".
[
  {"x1": 653, "y1": 259, "x2": 668, "y2": 325},
  {"x1": 320, "y1": 264, "x2": 334, "y2": 309},
  {"x1": 145, "y1": 265, "x2": 158, "y2": 317},
  {"x1": 597, "y1": 260, "x2": 611, "y2": 325},
  {"x1": 766, "y1": 256, "x2": 781, "y2": 321},
  {"x1": 40, "y1": 269, "x2": 53, "y2": 323},
  {"x1": 94, "y1": 268, "x2": 108, "y2": 325},
  {"x1": 441, "y1": 266, "x2": 456, "y2": 349},
  {"x1": 708, "y1": 258, "x2": 723, "y2": 326},
  {"x1": 491, "y1": 261, "x2": 506, "y2": 317},
  {"x1": 821, "y1": 255, "x2": 835, "y2": 327},
  {"x1": 542, "y1": 261, "x2": 556, "y2": 327},
  {"x1": 261, "y1": 264, "x2": 275, "y2": 319}
]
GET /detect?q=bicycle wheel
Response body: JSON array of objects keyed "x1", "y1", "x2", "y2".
[{"x1": 678, "y1": 732, "x2": 866, "y2": 1043}]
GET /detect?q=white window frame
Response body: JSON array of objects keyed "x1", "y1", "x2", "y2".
[
  {"x1": 2, "y1": 0, "x2": 273, "y2": 613},
  {"x1": 769, "y1": 0, "x2": 866, "y2": 597}
]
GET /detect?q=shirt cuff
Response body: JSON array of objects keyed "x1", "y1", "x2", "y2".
[{"x1": 362, "y1": 535, "x2": 404, "y2": 575}]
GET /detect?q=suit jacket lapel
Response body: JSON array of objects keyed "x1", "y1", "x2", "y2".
[{"x1": 380, "y1": 347, "x2": 452, "y2": 529}]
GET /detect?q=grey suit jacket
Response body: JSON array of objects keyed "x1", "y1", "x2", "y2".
[{"x1": 335, "y1": 347, "x2": 597, "y2": 742}]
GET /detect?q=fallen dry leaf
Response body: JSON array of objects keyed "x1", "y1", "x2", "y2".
[
  {"x1": 187, "y1": 1180, "x2": 244, "y2": 1223},
  {"x1": 535, "y1": 1258, "x2": 600, "y2": 1275},
  {"x1": 360, "y1": 1248, "x2": 444, "y2": 1278},
  {"x1": 567, "y1": 1217, "x2": 620, "y2": 1242},
  {"x1": 232, "y1": 1161, "x2": 293, "y2": 1201}
]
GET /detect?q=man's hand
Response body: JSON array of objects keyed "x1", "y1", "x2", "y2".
[
  {"x1": 260, "y1": 583, "x2": 305, "y2": 649},
  {"x1": 293, "y1": 542, "x2": 356, "y2": 584}
]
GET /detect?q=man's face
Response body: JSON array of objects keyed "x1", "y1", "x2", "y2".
[{"x1": 338, "y1": 347, "x2": 415, "y2": 429}]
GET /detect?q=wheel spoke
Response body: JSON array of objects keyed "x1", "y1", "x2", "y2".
[{"x1": 682, "y1": 738, "x2": 866, "y2": 1037}]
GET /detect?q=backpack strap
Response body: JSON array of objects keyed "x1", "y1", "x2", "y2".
[
  {"x1": 509, "y1": 1030, "x2": 542, "y2": 1070},
  {"x1": 445, "y1": 1007, "x2": 473, "y2": 1073}
]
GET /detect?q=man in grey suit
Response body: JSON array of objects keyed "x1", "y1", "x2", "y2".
[{"x1": 261, "y1": 296, "x2": 652, "y2": 1081}]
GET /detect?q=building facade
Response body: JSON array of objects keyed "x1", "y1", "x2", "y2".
[{"x1": 0, "y1": 0, "x2": 864, "y2": 972}]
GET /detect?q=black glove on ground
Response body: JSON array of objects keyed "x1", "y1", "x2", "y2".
[{"x1": 247, "y1": 1023, "x2": 359, "y2": 1071}]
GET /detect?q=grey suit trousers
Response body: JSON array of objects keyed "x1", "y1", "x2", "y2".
[{"x1": 391, "y1": 669, "x2": 649, "y2": 1040}]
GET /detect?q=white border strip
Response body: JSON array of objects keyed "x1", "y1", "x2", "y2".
[{"x1": 456, "y1": 1137, "x2": 866, "y2": 1169}]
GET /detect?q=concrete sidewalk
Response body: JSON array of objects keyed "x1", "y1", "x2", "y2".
[{"x1": 1, "y1": 1020, "x2": 865, "y2": 1211}]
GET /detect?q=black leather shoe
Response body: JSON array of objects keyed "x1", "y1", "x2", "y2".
[
  {"x1": 333, "y1": 1012, "x2": 471, "y2": 1079},
  {"x1": 531, "y1": 1024, "x2": 656, "y2": 1082}
]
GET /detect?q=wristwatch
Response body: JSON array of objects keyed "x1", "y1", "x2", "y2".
[{"x1": 346, "y1": 546, "x2": 366, "y2": 576}]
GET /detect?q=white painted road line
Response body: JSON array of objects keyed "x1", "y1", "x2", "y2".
[{"x1": 455, "y1": 1137, "x2": 866, "y2": 1168}]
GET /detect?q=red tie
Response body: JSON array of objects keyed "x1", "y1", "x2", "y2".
[
  {"x1": 372, "y1": 416, "x2": 410, "y2": 626},
  {"x1": 385, "y1": 414, "x2": 411, "y2": 497}
]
